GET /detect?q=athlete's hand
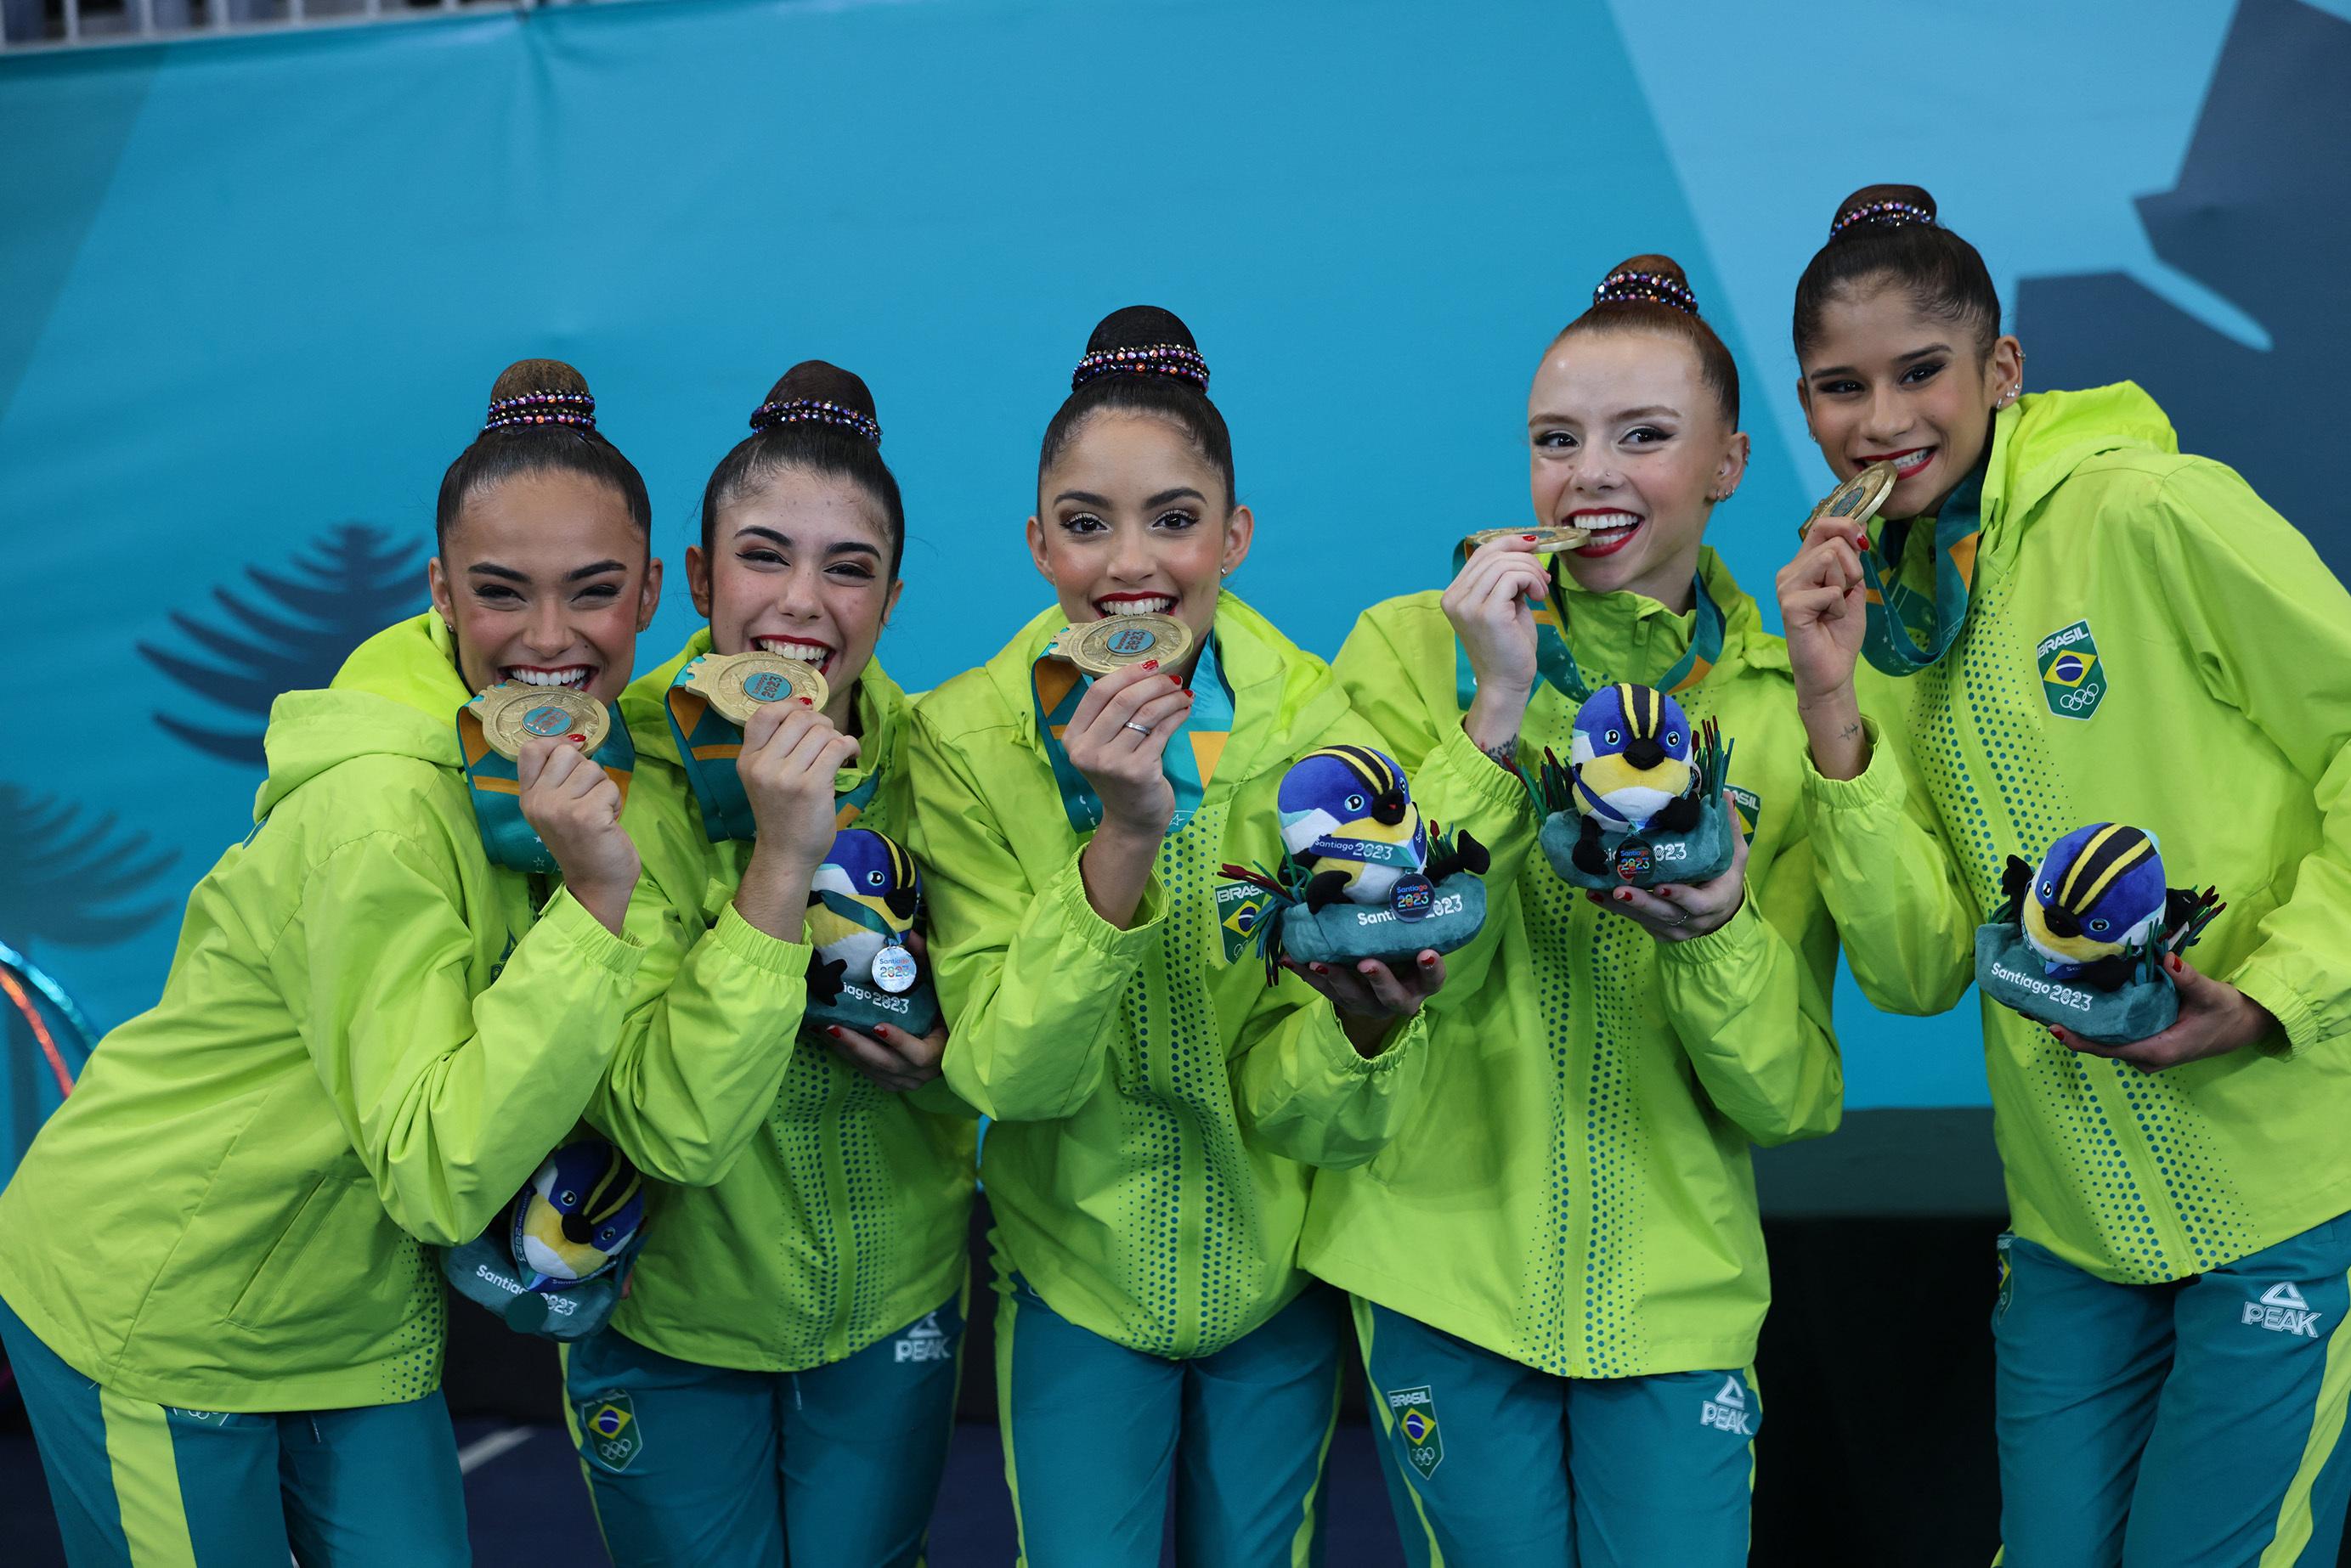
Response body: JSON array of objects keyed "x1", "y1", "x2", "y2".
[
  {"x1": 1777, "y1": 518, "x2": 1869, "y2": 707},
  {"x1": 822, "y1": 1018, "x2": 947, "y2": 1094},
  {"x1": 1586, "y1": 790, "x2": 1750, "y2": 943},
  {"x1": 519, "y1": 733, "x2": 637, "y2": 933},
  {"x1": 739, "y1": 697, "x2": 862, "y2": 867},
  {"x1": 1282, "y1": 950, "x2": 1447, "y2": 1057},
  {"x1": 2051, "y1": 955, "x2": 2279, "y2": 1072},
  {"x1": 1063, "y1": 660, "x2": 1191, "y2": 838},
  {"x1": 1443, "y1": 536, "x2": 1551, "y2": 742}
]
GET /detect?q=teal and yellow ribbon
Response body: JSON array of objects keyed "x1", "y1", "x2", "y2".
[
  {"x1": 457, "y1": 702, "x2": 636, "y2": 875},
  {"x1": 1450, "y1": 544, "x2": 1726, "y2": 711},
  {"x1": 1031, "y1": 629, "x2": 1235, "y2": 835},
  {"x1": 665, "y1": 655, "x2": 881, "y2": 842},
  {"x1": 1855, "y1": 454, "x2": 1986, "y2": 677}
]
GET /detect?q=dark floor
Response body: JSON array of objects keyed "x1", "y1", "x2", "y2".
[{"x1": 3, "y1": 1416, "x2": 1406, "y2": 1566}]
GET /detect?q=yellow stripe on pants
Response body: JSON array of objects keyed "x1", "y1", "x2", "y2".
[{"x1": 98, "y1": 1387, "x2": 198, "y2": 1568}]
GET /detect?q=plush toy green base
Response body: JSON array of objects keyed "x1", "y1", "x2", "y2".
[
  {"x1": 440, "y1": 1230, "x2": 632, "y2": 1342},
  {"x1": 1274, "y1": 876, "x2": 1487, "y2": 967},
  {"x1": 805, "y1": 978, "x2": 941, "y2": 1040},
  {"x1": 1539, "y1": 798, "x2": 1736, "y2": 892},
  {"x1": 1975, "y1": 924, "x2": 2180, "y2": 1046}
]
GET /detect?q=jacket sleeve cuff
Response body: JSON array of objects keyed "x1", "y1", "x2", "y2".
[
  {"x1": 1427, "y1": 723, "x2": 1536, "y2": 817},
  {"x1": 540, "y1": 884, "x2": 648, "y2": 979},
  {"x1": 1341, "y1": 1005, "x2": 1433, "y2": 1074},
  {"x1": 1656, "y1": 887, "x2": 1767, "y2": 969},
  {"x1": 1802, "y1": 718, "x2": 1905, "y2": 814},
  {"x1": 1053, "y1": 845, "x2": 1166, "y2": 959},
  {"x1": 708, "y1": 900, "x2": 813, "y2": 979},
  {"x1": 2230, "y1": 962, "x2": 2320, "y2": 1058}
]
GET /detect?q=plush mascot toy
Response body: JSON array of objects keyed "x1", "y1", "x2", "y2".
[
  {"x1": 440, "y1": 1137, "x2": 647, "y2": 1340},
  {"x1": 802, "y1": 826, "x2": 941, "y2": 1038},
  {"x1": 1535, "y1": 682, "x2": 1737, "y2": 889},
  {"x1": 1222, "y1": 744, "x2": 1489, "y2": 978},
  {"x1": 1975, "y1": 822, "x2": 2223, "y2": 1043}
]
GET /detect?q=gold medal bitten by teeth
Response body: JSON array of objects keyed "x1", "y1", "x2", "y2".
[
  {"x1": 1462, "y1": 524, "x2": 1591, "y2": 555},
  {"x1": 686, "y1": 651, "x2": 830, "y2": 726},
  {"x1": 1051, "y1": 612, "x2": 1195, "y2": 676},
  {"x1": 1806, "y1": 461, "x2": 1900, "y2": 536},
  {"x1": 473, "y1": 683, "x2": 609, "y2": 760}
]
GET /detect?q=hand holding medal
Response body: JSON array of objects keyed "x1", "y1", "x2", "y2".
[
  {"x1": 1444, "y1": 531, "x2": 1563, "y2": 709},
  {"x1": 466, "y1": 683, "x2": 638, "y2": 900},
  {"x1": 1055, "y1": 654, "x2": 1195, "y2": 838}
]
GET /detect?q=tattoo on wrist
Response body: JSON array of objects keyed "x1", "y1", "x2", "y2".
[
  {"x1": 1836, "y1": 721, "x2": 1862, "y2": 742},
  {"x1": 1478, "y1": 741, "x2": 1520, "y2": 774}
]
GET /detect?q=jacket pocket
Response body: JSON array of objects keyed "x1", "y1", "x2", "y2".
[{"x1": 225, "y1": 1173, "x2": 358, "y2": 1330}]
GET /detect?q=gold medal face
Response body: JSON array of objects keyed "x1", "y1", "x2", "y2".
[
  {"x1": 1462, "y1": 524, "x2": 1591, "y2": 556},
  {"x1": 1808, "y1": 462, "x2": 1899, "y2": 536},
  {"x1": 1052, "y1": 613, "x2": 1193, "y2": 676},
  {"x1": 473, "y1": 684, "x2": 609, "y2": 760},
  {"x1": 684, "y1": 651, "x2": 829, "y2": 726}
]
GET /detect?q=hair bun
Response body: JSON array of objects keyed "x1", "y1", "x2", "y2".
[
  {"x1": 1828, "y1": 183, "x2": 1939, "y2": 242},
  {"x1": 1071, "y1": 304, "x2": 1210, "y2": 393},
  {"x1": 1591, "y1": 254, "x2": 1699, "y2": 316},
  {"x1": 749, "y1": 360, "x2": 882, "y2": 446},
  {"x1": 482, "y1": 358, "x2": 596, "y2": 433}
]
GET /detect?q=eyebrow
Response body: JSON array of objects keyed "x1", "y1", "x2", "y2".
[
  {"x1": 566, "y1": 559, "x2": 627, "y2": 582},
  {"x1": 1809, "y1": 343, "x2": 1953, "y2": 381},
  {"x1": 1051, "y1": 488, "x2": 1209, "y2": 510},
  {"x1": 734, "y1": 525, "x2": 880, "y2": 558}
]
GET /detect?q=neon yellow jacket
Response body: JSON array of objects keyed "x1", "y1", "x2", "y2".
[
  {"x1": 910, "y1": 595, "x2": 1433, "y2": 1360},
  {"x1": 1811, "y1": 383, "x2": 2351, "y2": 1283},
  {"x1": 0, "y1": 614, "x2": 649, "y2": 1411},
  {"x1": 590, "y1": 629, "x2": 976, "y2": 1371},
  {"x1": 1303, "y1": 550, "x2": 1844, "y2": 1378}
]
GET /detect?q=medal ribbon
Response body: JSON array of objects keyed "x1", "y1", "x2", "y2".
[
  {"x1": 1031, "y1": 629, "x2": 1235, "y2": 835},
  {"x1": 1854, "y1": 454, "x2": 1986, "y2": 676},
  {"x1": 1300, "y1": 832, "x2": 1421, "y2": 866},
  {"x1": 457, "y1": 703, "x2": 636, "y2": 875},
  {"x1": 1450, "y1": 547, "x2": 1727, "y2": 711},
  {"x1": 666, "y1": 657, "x2": 882, "y2": 843}
]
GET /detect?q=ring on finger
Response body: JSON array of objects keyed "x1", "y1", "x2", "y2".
[{"x1": 1123, "y1": 720, "x2": 1152, "y2": 736}]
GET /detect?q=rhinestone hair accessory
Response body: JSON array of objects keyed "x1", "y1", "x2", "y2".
[
  {"x1": 749, "y1": 398, "x2": 882, "y2": 446},
  {"x1": 1070, "y1": 343, "x2": 1211, "y2": 394},
  {"x1": 483, "y1": 390, "x2": 596, "y2": 433},
  {"x1": 1831, "y1": 200, "x2": 1936, "y2": 239},
  {"x1": 1593, "y1": 270, "x2": 1699, "y2": 316}
]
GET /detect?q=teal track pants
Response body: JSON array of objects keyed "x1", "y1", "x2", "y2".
[
  {"x1": 562, "y1": 1291, "x2": 965, "y2": 1568},
  {"x1": 0, "y1": 1290, "x2": 466, "y2": 1566},
  {"x1": 1992, "y1": 1209, "x2": 2351, "y2": 1567},
  {"x1": 1354, "y1": 1297, "x2": 1758, "y2": 1568},
  {"x1": 995, "y1": 1265, "x2": 1342, "y2": 1568}
]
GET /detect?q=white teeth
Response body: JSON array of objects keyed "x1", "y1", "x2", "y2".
[
  {"x1": 1100, "y1": 595, "x2": 1176, "y2": 616},
  {"x1": 506, "y1": 667, "x2": 591, "y2": 689},
  {"x1": 1575, "y1": 512, "x2": 1642, "y2": 534},
  {"x1": 754, "y1": 638, "x2": 832, "y2": 664}
]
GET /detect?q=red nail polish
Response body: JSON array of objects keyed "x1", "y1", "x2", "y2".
[
  {"x1": 1309, "y1": 962, "x2": 1330, "y2": 975},
  {"x1": 1522, "y1": 533, "x2": 1538, "y2": 540},
  {"x1": 827, "y1": 1026, "x2": 842, "y2": 1038},
  {"x1": 566, "y1": 733, "x2": 587, "y2": 743},
  {"x1": 1142, "y1": 659, "x2": 1160, "y2": 671},
  {"x1": 799, "y1": 696, "x2": 813, "y2": 705},
  {"x1": 1614, "y1": 889, "x2": 1632, "y2": 902}
]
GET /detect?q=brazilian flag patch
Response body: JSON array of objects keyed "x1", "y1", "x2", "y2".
[
  {"x1": 1387, "y1": 1385, "x2": 1444, "y2": 1477},
  {"x1": 2037, "y1": 620, "x2": 2107, "y2": 720},
  {"x1": 578, "y1": 1391, "x2": 642, "y2": 1473},
  {"x1": 1213, "y1": 878, "x2": 1273, "y2": 964},
  {"x1": 1727, "y1": 785, "x2": 1761, "y2": 844}
]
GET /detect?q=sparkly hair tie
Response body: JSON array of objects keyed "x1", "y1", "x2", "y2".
[
  {"x1": 1070, "y1": 343, "x2": 1211, "y2": 394},
  {"x1": 1831, "y1": 200, "x2": 1936, "y2": 239},
  {"x1": 749, "y1": 398, "x2": 883, "y2": 446},
  {"x1": 1593, "y1": 270, "x2": 1699, "y2": 316},
  {"x1": 483, "y1": 390, "x2": 596, "y2": 433}
]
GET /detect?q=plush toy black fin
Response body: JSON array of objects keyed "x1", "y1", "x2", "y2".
[
  {"x1": 2002, "y1": 855, "x2": 2034, "y2": 905},
  {"x1": 1450, "y1": 830, "x2": 1491, "y2": 878},
  {"x1": 806, "y1": 954, "x2": 847, "y2": 1006},
  {"x1": 1571, "y1": 815, "x2": 1609, "y2": 876},
  {"x1": 1303, "y1": 869, "x2": 1351, "y2": 914},
  {"x1": 1653, "y1": 791, "x2": 1703, "y2": 834}
]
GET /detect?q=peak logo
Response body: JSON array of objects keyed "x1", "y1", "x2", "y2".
[
  {"x1": 1699, "y1": 1375, "x2": 1754, "y2": 1435},
  {"x1": 895, "y1": 1311, "x2": 956, "y2": 1363},
  {"x1": 2242, "y1": 1282, "x2": 2325, "y2": 1338}
]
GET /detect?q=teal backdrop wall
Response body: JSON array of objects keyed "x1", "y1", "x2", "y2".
[{"x1": 4, "y1": 0, "x2": 2346, "y2": 1134}]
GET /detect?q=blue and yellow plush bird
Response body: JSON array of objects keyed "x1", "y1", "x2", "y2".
[
  {"x1": 1278, "y1": 745, "x2": 1431, "y2": 912},
  {"x1": 2002, "y1": 823, "x2": 2172, "y2": 989},
  {"x1": 806, "y1": 827, "x2": 923, "y2": 1004},
  {"x1": 510, "y1": 1141, "x2": 644, "y2": 1289},
  {"x1": 1568, "y1": 682, "x2": 1704, "y2": 876}
]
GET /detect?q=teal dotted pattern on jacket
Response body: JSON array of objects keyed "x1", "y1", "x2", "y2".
[
  {"x1": 380, "y1": 1238, "x2": 442, "y2": 1401},
  {"x1": 1902, "y1": 572, "x2": 2253, "y2": 1279},
  {"x1": 1104, "y1": 804, "x2": 1268, "y2": 1359}
]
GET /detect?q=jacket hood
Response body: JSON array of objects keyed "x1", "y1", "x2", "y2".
[
  {"x1": 1989, "y1": 382, "x2": 2179, "y2": 530},
  {"x1": 254, "y1": 612, "x2": 471, "y2": 820}
]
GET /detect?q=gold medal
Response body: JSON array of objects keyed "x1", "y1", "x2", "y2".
[
  {"x1": 1462, "y1": 524, "x2": 1591, "y2": 556},
  {"x1": 1806, "y1": 461, "x2": 1899, "y2": 538},
  {"x1": 681, "y1": 651, "x2": 830, "y2": 726},
  {"x1": 1048, "y1": 613, "x2": 1194, "y2": 676},
  {"x1": 472, "y1": 684, "x2": 609, "y2": 760}
]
